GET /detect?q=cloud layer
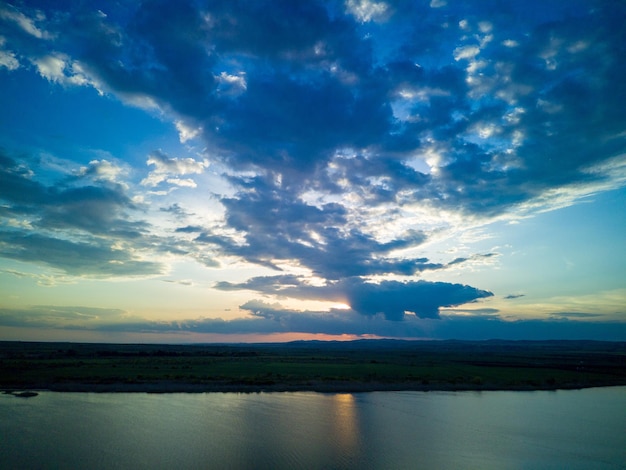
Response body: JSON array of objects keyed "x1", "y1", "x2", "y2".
[
  {"x1": 2, "y1": 303, "x2": 625, "y2": 341},
  {"x1": 1, "y1": 0, "x2": 625, "y2": 337}
]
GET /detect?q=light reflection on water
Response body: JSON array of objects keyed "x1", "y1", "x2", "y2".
[
  {"x1": 332, "y1": 393, "x2": 358, "y2": 456},
  {"x1": 1, "y1": 387, "x2": 625, "y2": 469}
]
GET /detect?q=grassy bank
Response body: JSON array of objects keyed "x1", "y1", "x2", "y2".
[{"x1": 1, "y1": 340, "x2": 625, "y2": 393}]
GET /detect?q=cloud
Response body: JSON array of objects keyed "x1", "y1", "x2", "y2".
[
  {"x1": 201, "y1": 173, "x2": 497, "y2": 280},
  {"x1": 166, "y1": 178, "x2": 197, "y2": 188},
  {"x1": 0, "y1": 4, "x2": 49, "y2": 39},
  {"x1": 345, "y1": 0, "x2": 390, "y2": 23},
  {"x1": 159, "y1": 203, "x2": 190, "y2": 217},
  {"x1": 175, "y1": 225, "x2": 203, "y2": 233},
  {"x1": 454, "y1": 45, "x2": 481, "y2": 61},
  {"x1": 0, "y1": 231, "x2": 163, "y2": 276},
  {"x1": 442, "y1": 308, "x2": 500, "y2": 316},
  {"x1": 1, "y1": 0, "x2": 625, "y2": 329},
  {"x1": 215, "y1": 72, "x2": 247, "y2": 97},
  {"x1": 548, "y1": 312, "x2": 604, "y2": 320},
  {"x1": 216, "y1": 276, "x2": 493, "y2": 320},
  {"x1": 1, "y1": 304, "x2": 624, "y2": 341},
  {"x1": 174, "y1": 120, "x2": 202, "y2": 143},
  {"x1": 37, "y1": 185, "x2": 147, "y2": 238},
  {"x1": 194, "y1": 173, "x2": 445, "y2": 278},
  {"x1": 141, "y1": 150, "x2": 209, "y2": 187},
  {"x1": 0, "y1": 36, "x2": 19, "y2": 70},
  {"x1": 76, "y1": 159, "x2": 126, "y2": 184},
  {"x1": 5, "y1": 0, "x2": 623, "y2": 219},
  {"x1": 0, "y1": 305, "x2": 130, "y2": 330},
  {"x1": 162, "y1": 279, "x2": 193, "y2": 286},
  {"x1": 0, "y1": 151, "x2": 163, "y2": 277},
  {"x1": 0, "y1": 268, "x2": 74, "y2": 287},
  {"x1": 345, "y1": 279, "x2": 493, "y2": 320}
]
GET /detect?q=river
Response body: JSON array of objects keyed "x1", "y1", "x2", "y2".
[{"x1": 1, "y1": 387, "x2": 625, "y2": 469}]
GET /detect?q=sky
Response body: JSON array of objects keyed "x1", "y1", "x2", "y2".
[{"x1": 0, "y1": 0, "x2": 625, "y2": 343}]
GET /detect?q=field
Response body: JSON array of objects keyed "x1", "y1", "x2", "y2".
[{"x1": 1, "y1": 340, "x2": 625, "y2": 393}]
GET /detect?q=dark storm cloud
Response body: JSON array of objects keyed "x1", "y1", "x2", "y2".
[
  {"x1": 217, "y1": 276, "x2": 493, "y2": 320},
  {"x1": 344, "y1": 279, "x2": 493, "y2": 320}
]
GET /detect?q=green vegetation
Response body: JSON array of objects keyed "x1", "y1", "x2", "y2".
[{"x1": 1, "y1": 340, "x2": 624, "y2": 392}]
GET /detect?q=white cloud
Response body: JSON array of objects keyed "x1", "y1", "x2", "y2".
[
  {"x1": 77, "y1": 160, "x2": 125, "y2": 183},
  {"x1": 536, "y1": 99, "x2": 563, "y2": 114},
  {"x1": 0, "y1": 48, "x2": 18, "y2": 70},
  {"x1": 141, "y1": 151, "x2": 209, "y2": 187},
  {"x1": 0, "y1": 5, "x2": 49, "y2": 39},
  {"x1": 397, "y1": 86, "x2": 450, "y2": 102},
  {"x1": 429, "y1": 0, "x2": 447, "y2": 8},
  {"x1": 166, "y1": 178, "x2": 197, "y2": 188},
  {"x1": 0, "y1": 36, "x2": 19, "y2": 70},
  {"x1": 32, "y1": 54, "x2": 99, "y2": 89},
  {"x1": 33, "y1": 54, "x2": 65, "y2": 81},
  {"x1": 345, "y1": 0, "x2": 389, "y2": 23},
  {"x1": 513, "y1": 158, "x2": 626, "y2": 216},
  {"x1": 175, "y1": 120, "x2": 202, "y2": 143},
  {"x1": 118, "y1": 92, "x2": 160, "y2": 110},
  {"x1": 453, "y1": 45, "x2": 480, "y2": 61},
  {"x1": 215, "y1": 71, "x2": 247, "y2": 96},
  {"x1": 478, "y1": 21, "x2": 493, "y2": 33},
  {"x1": 567, "y1": 41, "x2": 589, "y2": 54},
  {"x1": 502, "y1": 39, "x2": 519, "y2": 48}
]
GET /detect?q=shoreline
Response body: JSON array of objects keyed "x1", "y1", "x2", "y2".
[{"x1": 4, "y1": 379, "x2": 625, "y2": 395}]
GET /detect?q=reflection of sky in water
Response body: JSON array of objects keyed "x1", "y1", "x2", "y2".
[{"x1": 1, "y1": 389, "x2": 625, "y2": 468}]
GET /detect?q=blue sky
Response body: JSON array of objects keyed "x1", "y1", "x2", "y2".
[{"x1": 0, "y1": 0, "x2": 625, "y2": 343}]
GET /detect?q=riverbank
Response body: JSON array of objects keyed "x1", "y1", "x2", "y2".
[
  {"x1": 4, "y1": 379, "x2": 625, "y2": 395},
  {"x1": 2, "y1": 339, "x2": 625, "y2": 394}
]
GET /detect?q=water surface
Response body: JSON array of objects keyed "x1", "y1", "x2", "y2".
[{"x1": 2, "y1": 387, "x2": 624, "y2": 469}]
